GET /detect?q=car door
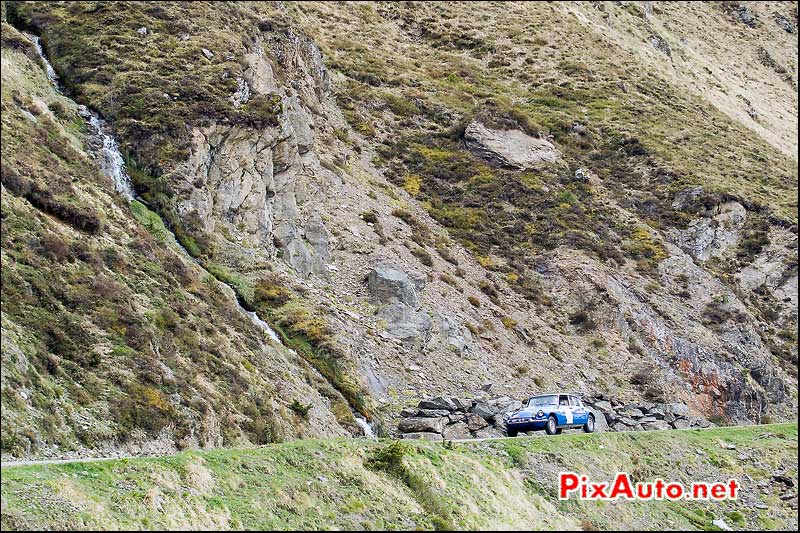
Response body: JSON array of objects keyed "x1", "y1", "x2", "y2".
[
  {"x1": 569, "y1": 396, "x2": 587, "y2": 426},
  {"x1": 557, "y1": 395, "x2": 572, "y2": 426}
]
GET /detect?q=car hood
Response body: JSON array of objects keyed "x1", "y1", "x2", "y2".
[{"x1": 509, "y1": 404, "x2": 559, "y2": 416}]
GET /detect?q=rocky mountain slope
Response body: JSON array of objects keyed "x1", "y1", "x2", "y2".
[
  {"x1": 1, "y1": 424, "x2": 797, "y2": 530},
  {"x1": 1, "y1": 1, "x2": 797, "y2": 458}
]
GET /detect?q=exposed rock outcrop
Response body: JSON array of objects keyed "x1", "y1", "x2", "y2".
[
  {"x1": 670, "y1": 201, "x2": 747, "y2": 261},
  {"x1": 463, "y1": 121, "x2": 559, "y2": 169},
  {"x1": 368, "y1": 264, "x2": 423, "y2": 308}
]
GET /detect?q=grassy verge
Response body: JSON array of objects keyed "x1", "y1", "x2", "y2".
[{"x1": 1, "y1": 424, "x2": 796, "y2": 530}]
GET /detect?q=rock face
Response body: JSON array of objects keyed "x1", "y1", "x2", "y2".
[
  {"x1": 728, "y1": 5, "x2": 758, "y2": 27},
  {"x1": 378, "y1": 303, "x2": 433, "y2": 344},
  {"x1": 463, "y1": 121, "x2": 558, "y2": 169},
  {"x1": 368, "y1": 264, "x2": 422, "y2": 308},
  {"x1": 670, "y1": 201, "x2": 747, "y2": 261},
  {"x1": 166, "y1": 24, "x2": 337, "y2": 281}
]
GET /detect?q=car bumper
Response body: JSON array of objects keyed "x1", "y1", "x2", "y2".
[{"x1": 505, "y1": 419, "x2": 548, "y2": 431}]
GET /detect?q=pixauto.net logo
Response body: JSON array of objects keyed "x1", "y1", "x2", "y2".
[{"x1": 559, "y1": 472, "x2": 739, "y2": 501}]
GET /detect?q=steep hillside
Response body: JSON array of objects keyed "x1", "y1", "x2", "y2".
[
  {"x1": 1, "y1": 424, "x2": 797, "y2": 530},
  {"x1": 1, "y1": 0, "x2": 798, "y2": 459},
  {"x1": 0, "y1": 18, "x2": 359, "y2": 460}
]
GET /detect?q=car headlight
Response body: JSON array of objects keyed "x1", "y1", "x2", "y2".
[{"x1": 536, "y1": 410, "x2": 545, "y2": 418}]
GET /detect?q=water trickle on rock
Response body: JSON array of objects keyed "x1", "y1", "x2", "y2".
[
  {"x1": 23, "y1": 31, "x2": 135, "y2": 201},
  {"x1": 22, "y1": 33, "x2": 60, "y2": 89},
  {"x1": 85, "y1": 113, "x2": 136, "y2": 200},
  {"x1": 355, "y1": 415, "x2": 377, "y2": 439},
  {"x1": 246, "y1": 310, "x2": 281, "y2": 344}
]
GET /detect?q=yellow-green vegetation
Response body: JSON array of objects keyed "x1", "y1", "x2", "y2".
[
  {"x1": 402, "y1": 174, "x2": 422, "y2": 197},
  {"x1": 1, "y1": 424, "x2": 796, "y2": 531}
]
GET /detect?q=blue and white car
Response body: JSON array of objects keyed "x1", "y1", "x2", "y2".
[{"x1": 503, "y1": 393, "x2": 595, "y2": 436}]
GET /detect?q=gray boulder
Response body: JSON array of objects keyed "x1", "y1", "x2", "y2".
[
  {"x1": 368, "y1": 264, "x2": 422, "y2": 308},
  {"x1": 660, "y1": 402, "x2": 690, "y2": 418},
  {"x1": 592, "y1": 400, "x2": 614, "y2": 413},
  {"x1": 688, "y1": 416, "x2": 712, "y2": 428},
  {"x1": 465, "y1": 413, "x2": 489, "y2": 431},
  {"x1": 473, "y1": 427, "x2": 504, "y2": 439},
  {"x1": 730, "y1": 5, "x2": 757, "y2": 27},
  {"x1": 643, "y1": 420, "x2": 671, "y2": 431},
  {"x1": 378, "y1": 303, "x2": 433, "y2": 344},
  {"x1": 448, "y1": 413, "x2": 466, "y2": 424},
  {"x1": 398, "y1": 417, "x2": 447, "y2": 434},
  {"x1": 470, "y1": 402, "x2": 499, "y2": 421},
  {"x1": 442, "y1": 422, "x2": 472, "y2": 440},
  {"x1": 418, "y1": 396, "x2": 458, "y2": 411},
  {"x1": 463, "y1": 121, "x2": 558, "y2": 169},
  {"x1": 452, "y1": 398, "x2": 473, "y2": 412},
  {"x1": 774, "y1": 13, "x2": 795, "y2": 33},
  {"x1": 439, "y1": 315, "x2": 473, "y2": 356},
  {"x1": 416, "y1": 409, "x2": 452, "y2": 418},
  {"x1": 671, "y1": 418, "x2": 691, "y2": 430}
]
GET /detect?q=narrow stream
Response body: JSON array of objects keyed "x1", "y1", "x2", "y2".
[{"x1": 24, "y1": 30, "x2": 375, "y2": 438}]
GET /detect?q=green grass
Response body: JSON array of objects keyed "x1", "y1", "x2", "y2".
[{"x1": 1, "y1": 424, "x2": 796, "y2": 531}]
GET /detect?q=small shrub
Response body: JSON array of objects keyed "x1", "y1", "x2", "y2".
[
  {"x1": 412, "y1": 247, "x2": 433, "y2": 267},
  {"x1": 391, "y1": 208, "x2": 415, "y2": 225},
  {"x1": 439, "y1": 273, "x2": 458, "y2": 287},
  {"x1": 702, "y1": 299, "x2": 747, "y2": 330},
  {"x1": 366, "y1": 440, "x2": 411, "y2": 475},
  {"x1": 479, "y1": 280, "x2": 499, "y2": 301},
  {"x1": 512, "y1": 362, "x2": 530, "y2": 378},
  {"x1": 501, "y1": 316, "x2": 518, "y2": 329},
  {"x1": 590, "y1": 338, "x2": 607, "y2": 349},
  {"x1": 360, "y1": 210, "x2": 379, "y2": 224},
  {"x1": 289, "y1": 399, "x2": 312, "y2": 419},
  {"x1": 434, "y1": 241, "x2": 458, "y2": 265},
  {"x1": 39, "y1": 233, "x2": 70, "y2": 262},
  {"x1": 403, "y1": 174, "x2": 422, "y2": 197},
  {"x1": 468, "y1": 295, "x2": 481, "y2": 308}
]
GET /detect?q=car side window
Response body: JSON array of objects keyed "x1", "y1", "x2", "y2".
[
  {"x1": 559, "y1": 395, "x2": 569, "y2": 406},
  {"x1": 569, "y1": 396, "x2": 581, "y2": 407}
]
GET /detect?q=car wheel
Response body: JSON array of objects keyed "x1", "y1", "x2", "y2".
[
  {"x1": 545, "y1": 415, "x2": 558, "y2": 435},
  {"x1": 507, "y1": 429, "x2": 518, "y2": 437},
  {"x1": 583, "y1": 414, "x2": 595, "y2": 433}
]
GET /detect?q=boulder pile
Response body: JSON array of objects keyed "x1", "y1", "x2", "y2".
[
  {"x1": 584, "y1": 396, "x2": 715, "y2": 432},
  {"x1": 397, "y1": 394, "x2": 715, "y2": 440},
  {"x1": 397, "y1": 396, "x2": 521, "y2": 441}
]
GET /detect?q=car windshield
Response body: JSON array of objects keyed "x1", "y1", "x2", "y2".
[{"x1": 528, "y1": 395, "x2": 557, "y2": 406}]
